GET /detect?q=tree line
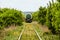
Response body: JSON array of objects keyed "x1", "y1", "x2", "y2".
[
  {"x1": 0, "y1": 8, "x2": 23, "y2": 29},
  {"x1": 32, "y1": 0, "x2": 60, "y2": 34}
]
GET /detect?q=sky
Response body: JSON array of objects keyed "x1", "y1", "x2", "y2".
[{"x1": 0, "y1": 0, "x2": 56, "y2": 12}]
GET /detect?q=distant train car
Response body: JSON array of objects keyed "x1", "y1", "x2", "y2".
[{"x1": 25, "y1": 14, "x2": 32, "y2": 23}]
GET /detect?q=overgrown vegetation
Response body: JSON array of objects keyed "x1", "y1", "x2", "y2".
[
  {"x1": 32, "y1": 11, "x2": 39, "y2": 21},
  {"x1": 0, "y1": 25, "x2": 23, "y2": 40},
  {"x1": 0, "y1": 8, "x2": 23, "y2": 29},
  {"x1": 32, "y1": 0, "x2": 60, "y2": 34},
  {"x1": 33, "y1": 22, "x2": 59, "y2": 40}
]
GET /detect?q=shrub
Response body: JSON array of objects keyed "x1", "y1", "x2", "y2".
[{"x1": 0, "y1": 8, "x2": 23, "y2": 29}]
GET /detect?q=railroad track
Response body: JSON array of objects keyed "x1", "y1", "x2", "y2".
[{"x1": 18, "y1": 23, "x2": 42, "y2": 40}]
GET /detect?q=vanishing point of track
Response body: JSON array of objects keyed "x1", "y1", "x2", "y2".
[{"x1": 18, "y1": 23, "x2": 42, "y2": 40}]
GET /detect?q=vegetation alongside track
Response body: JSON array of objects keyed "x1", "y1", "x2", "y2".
[
  {"x1": 32, "y1": 22, "x2": 59, "y2": 40},
  {"x1": 0, "y1": 8, "x2": 23, "y2": 29},
  {"x1": 0, "y1": 25, "x2": 23, "y2": 40},
  {"x1": 0, "y1": 0, "x2": 60, "y2": 40},
  {"x1": 32, "y1": 0, "x2": 60, "y2": 34},
  {"x1": 20, "y1": 23, "x2": 40, "y2": 40},
  {"x1": 0, "y1": 8, "x2": 24, "y2": 40}
]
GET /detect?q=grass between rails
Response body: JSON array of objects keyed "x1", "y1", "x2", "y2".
[
  {"x1": 0, "y1": 22, "x2": 59, "y2": 40},
  {"x1": 32, "y1": 22, "x2": 60, "y2": 40},
  {"x1": 0, "y1": 25, "x2": 23, "y2": 40},
  {"x1": 20, "y1": 23, "x2": 39, "y2": 40},
  {"x1": 32, "y1": 22, "x2": 43, "y2": 39}
]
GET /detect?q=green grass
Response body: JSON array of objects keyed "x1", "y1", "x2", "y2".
[
  {"x1": 42, "y1": 35, "x2": 59, "y2": 40},
  {"x1": 0, "y1": 22, "x2": 59, "y2": 40},
  {"x1": 33, "y1": 23, "x2": 60, "y2": 40},
  {"x1": 3, "y1": 26, "x2": 23, "y2": 40},
  {"x1": 20, "y1": 23, "x2": 39, "y2": 40},
  {"x1": 21, "y1": 33, "x2": 39, "y2": 40},
  {"x1": 32, "y1": 23, "x2": 44, "y2": 40}
]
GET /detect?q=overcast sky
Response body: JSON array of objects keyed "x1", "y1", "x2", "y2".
[{"x1": 0, "y1": 0, "x2": 56, "y2": 11}]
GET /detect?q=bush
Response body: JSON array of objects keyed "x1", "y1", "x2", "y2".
[
  {"x1": 32, "y1": 11, "x2": 39, "y2": 21},
  {"x1": 32, "y1": 0, "x2": 60, "y2": 34},
  {"x1": 38, "y1": 7, "x2": 46, "y2": 25},
  {"x1": 0, "y1": 8, "x2": 23, "y2": 29}
]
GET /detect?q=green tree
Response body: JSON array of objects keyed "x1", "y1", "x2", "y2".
[
  {"x1": 38, "y1": 7, "x2": 46, "y2": 25},
  {"x1": 0, "y1": 8, "x2": 23, "y2": 29}
]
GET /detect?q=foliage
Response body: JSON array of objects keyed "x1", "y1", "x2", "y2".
[
  {"x1": 57, "y1": 0, "x2": 60, "y2": 2},
  {"x1": 38, "y1": 7, "x2": 47, "y2": 25},
  {"x1": 32, "y1": 11, "x2": 39, "y2": 21},
  {"x1": 45, "y1": 1, "x2": 60, "y2": 34},
  {"x1": 0, "y1": 8, "x2": 23, "y2": 29},
  {"x1": 32, "y1": 0, "x2": 60, "y2": 34}
]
